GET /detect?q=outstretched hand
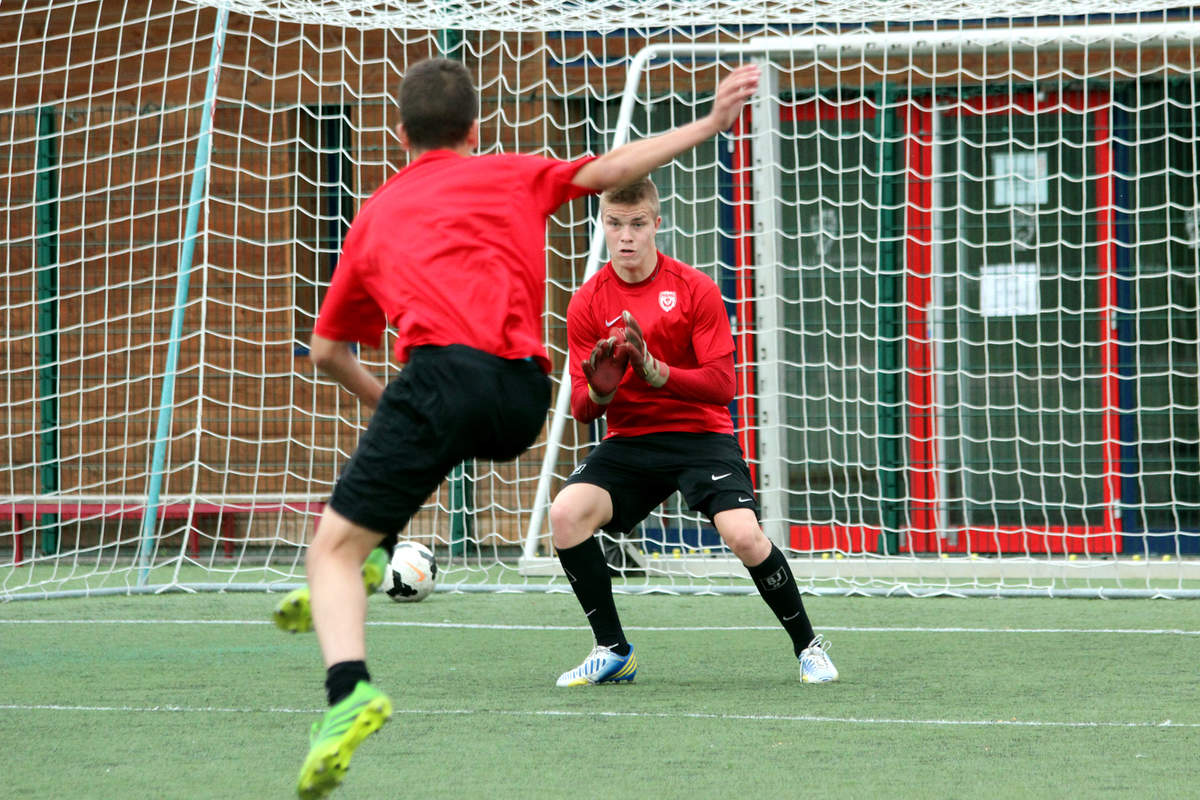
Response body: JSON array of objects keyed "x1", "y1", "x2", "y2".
[
  {"x1": 622, "y1": 310, "x2": 669, "y2": 388},
  {"x1": 582, "y1": 331, "x2": 629, "y2": 404},
  {"x1": 707, "y1": 64, "x2": 760, "y2": 133}
]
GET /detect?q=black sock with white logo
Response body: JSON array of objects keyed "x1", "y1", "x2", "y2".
[
  {"x1": 747, "y1": 544, "x2": 815, "y2": 657},
  {"x1": 325, "y1": 660, "x2": 370, "y2": 706},
  {"x1": 557, "y1": 536, "x2": 629, "y2": 653}
]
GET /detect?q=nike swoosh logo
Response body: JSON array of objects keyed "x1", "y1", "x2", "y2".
[
  {"x1": 605, "y1": 315, "x2": 621, "y2": 327},
  {"x1": 782, "y1": 611, "x2": 800, "y2": 621},
  {"x1": 402, "y1": 561, "x2": 426, "y2": 582},
  {"x1": 738, "y1": 496, "x2": 752, "y2": 503},
  {"x1": 711, "y1": 472, "x2": 731, "y2": 481}
]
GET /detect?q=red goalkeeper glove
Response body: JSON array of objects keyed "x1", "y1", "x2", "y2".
[
  {"x1": 621, "y1": 310, "x2": 669, "y2": 388},
  {"x1": 581, "y1": 331, "x2": 629, "y2": 404}
]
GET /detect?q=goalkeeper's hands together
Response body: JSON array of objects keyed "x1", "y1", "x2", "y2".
[
  {"x1": 622, "y1": 310, "x2": 669, "y2": 388},
  {"x1": 582, "y1": 310, "x2": 669, "y2": 404},
  {"x1": 582, "y1": 331, "x2": 629, "y2": 404}
]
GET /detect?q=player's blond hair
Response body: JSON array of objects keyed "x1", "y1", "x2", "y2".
[{"x1": 600, "y1": 176, "x2": 660, "y2": 217}]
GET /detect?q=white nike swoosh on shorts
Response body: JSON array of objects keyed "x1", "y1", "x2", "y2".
[
  {"x1": 738, "y1": 496, "x2": 753, "y2": 503},
  {"x1": 711, "y1": 472, "x2": 731, "y2": 481},
  {"x1": 605, "y1": 315, "x2": 621, "y2": 327}
]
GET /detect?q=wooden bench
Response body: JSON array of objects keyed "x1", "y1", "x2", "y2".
[{"x1": 2, "y1": 495, "x2": 327, "y2": 564}]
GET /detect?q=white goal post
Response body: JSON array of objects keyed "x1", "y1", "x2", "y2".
[{"x1": 520, "y1": 21, "x2": 1200, "y2": 596}]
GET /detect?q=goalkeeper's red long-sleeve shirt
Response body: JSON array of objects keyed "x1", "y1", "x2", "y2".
[{"x1": 567, "y1": 251, "x2": 736, "y2": 437}]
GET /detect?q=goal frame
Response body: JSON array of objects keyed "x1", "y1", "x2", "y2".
[{"x1": 518, "y1": 22, "x2": 1200, "y2": 596}]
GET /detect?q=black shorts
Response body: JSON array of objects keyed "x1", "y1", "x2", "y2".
[
  {"x1": 563, "y1": 432, "x2": 759, "y2": 535},
  {"x1": 329, "y1": 344, "x2": 551, "y2": 546}
]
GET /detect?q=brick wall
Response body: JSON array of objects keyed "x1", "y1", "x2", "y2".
[{"x1": 0, "y1": 3, "x2": 602, "y2": 547}]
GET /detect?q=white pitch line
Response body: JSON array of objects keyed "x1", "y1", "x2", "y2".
[
  {"x1": 0, "y1": 619, "x2": 1197, "y2": 635},
  {"x1": 0, "y1": 703, "x2": 1195, "y2": 729}
]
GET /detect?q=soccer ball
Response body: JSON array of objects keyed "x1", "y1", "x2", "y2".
[{"x1": 380, "y1": 541, "x2": 437, "y2": 602}]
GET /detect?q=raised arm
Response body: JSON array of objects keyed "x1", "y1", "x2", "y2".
[{"x1": 571, "y1": 64, "x2": 760, "y2": 192}]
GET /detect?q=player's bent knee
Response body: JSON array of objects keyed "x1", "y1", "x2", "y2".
[
  {"x1": 725, "y1": 530, "x2": 765, "y2": 561},
  {"x1": 713, "y1": 512, "x2": 771, "y2": 564},
  {"x1": 550, "y1": 483, "x2": 614, "y2": 549},
  {"x1": 548, "y1": 501, "x2": 590, "y2": 549}
]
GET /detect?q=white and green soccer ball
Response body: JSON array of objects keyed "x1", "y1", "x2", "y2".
[{"x1": 380, "y1": 541, "x2": 437, "y2": 602}]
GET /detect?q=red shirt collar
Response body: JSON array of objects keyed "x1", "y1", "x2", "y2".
[{"x1": 611, "y1": 251, "x2": 665, "y2": 288}]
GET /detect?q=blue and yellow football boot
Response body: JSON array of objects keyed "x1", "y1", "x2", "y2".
[{"x1": 556, "y1": 643, "x2": 638, "y2": 686}]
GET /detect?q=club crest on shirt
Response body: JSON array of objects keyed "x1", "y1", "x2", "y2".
[{"x1": 658, "y1": 290, "x2": 676, "y2": 313}]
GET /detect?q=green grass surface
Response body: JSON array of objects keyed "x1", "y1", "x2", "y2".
[{"x1": 1, "y1": 592, "x2": 1197, "y2": 799}]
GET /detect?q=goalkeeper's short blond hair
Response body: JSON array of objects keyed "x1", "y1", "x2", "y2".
[{"x1": 600, "y1": 176, "x2": 660, "y2": 217}]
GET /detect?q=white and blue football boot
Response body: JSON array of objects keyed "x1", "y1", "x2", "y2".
[
  {"x1": 798, "y1": 634, "x2": 839, "y2": 683},
  {"x1": 556, "y1": 643, "x2": 638, "y2": 687}
]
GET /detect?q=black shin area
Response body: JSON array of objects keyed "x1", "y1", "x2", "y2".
[
  {"x1": 747, "y1": 544, "x2": 816, "y2": 656},
  {"x1": 557, "y1": 536, "x2": 628, "y2": 652}
]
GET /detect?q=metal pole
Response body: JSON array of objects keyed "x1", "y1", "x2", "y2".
[
  {"x1": 138, "y1": 8, "x2": 229, "y2": 582},
  {"x1": 748, "y1": 61, "x2": 787, "y2": 546},
  {"x1": 875, "y1": 91, "x2": 903, "y2": 555},
  {"x1": 35, "y1": 105, "x2": 60, "y2": 555}
]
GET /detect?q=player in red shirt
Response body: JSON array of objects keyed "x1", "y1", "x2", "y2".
[
  {"x1": 551, "y1": 177, "x2": 839, "y2": 687},
  {"x1": 273, "y1": 58, "x2": 763, "y2": 799}
]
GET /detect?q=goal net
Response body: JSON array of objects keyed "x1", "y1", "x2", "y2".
[{"x1": 1, "y1": 1, "x2": 1197, "y2": 599}]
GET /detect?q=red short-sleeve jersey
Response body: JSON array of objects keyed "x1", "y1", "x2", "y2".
[
  {"x1": 568, "y1": 252, "x2": 735, "y2": 436},
  {"x1": 314, "y1": 150, "x2": 598, "y2": 372}
]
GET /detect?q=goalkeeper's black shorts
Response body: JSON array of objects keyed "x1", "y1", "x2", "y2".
[
  {"x1": 328, "y1": 344, "x2": 551, "y2": 545},
  {"x1": 562, "y1": 431, "x2": 760, "y2": 535}
]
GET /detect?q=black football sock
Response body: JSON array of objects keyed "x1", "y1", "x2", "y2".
[
  {"x1": 325, "y1": 660, "x2": 371, "y2": 706},
  {"x1": 747, "y1": 544, "x2": 816, "y2": 657},
  {"x1": 556, "y1": 536, "x2": 628, "y2": 653}
]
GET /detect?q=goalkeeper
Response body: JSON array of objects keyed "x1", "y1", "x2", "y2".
[
  {"x1": 552, "y1": 176, "x2": 839, "y2": 687},
  {"x1": 272, "y1": 57, "x2": 763, "y2": 799}
]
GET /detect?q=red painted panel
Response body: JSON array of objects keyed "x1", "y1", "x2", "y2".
[
  {"x1": 780, "y1": 96, "x2": 878, "y2": 122},
  {"x1": 790, "y1": 524, "x2": 881, "y2": 552},
  {"x1": 904, "y1": 104, "x2": 937, "y2": 552}
]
